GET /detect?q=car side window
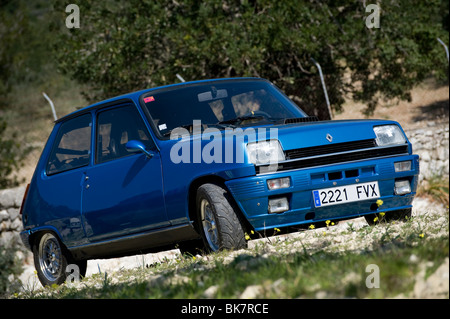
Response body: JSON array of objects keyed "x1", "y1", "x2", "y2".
[
  {"x1": 96, "y1": 104, "x2": 152, "y2": 164},
  {"x1": 46, "y1": 114, "x2": 92, "y2": 175}
]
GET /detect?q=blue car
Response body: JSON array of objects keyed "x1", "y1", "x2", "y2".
[{"x1": 20, "y1": 78, "x2": 419, "y2": 286}]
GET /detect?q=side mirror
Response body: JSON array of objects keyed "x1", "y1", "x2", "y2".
[{"x1": 126, "y1": 140, "x2": 153, "y2": 158}]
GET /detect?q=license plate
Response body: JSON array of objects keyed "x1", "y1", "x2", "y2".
[{"x1": 313, "y1": 181, "x2": 380, "y2": 207}]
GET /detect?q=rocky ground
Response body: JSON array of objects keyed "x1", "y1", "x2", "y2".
[{"x1": 16, "y1": 195, "x2": 448, "y2": 298}]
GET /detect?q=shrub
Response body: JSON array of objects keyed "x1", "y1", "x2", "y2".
[
  {"x1": 417, "y1": 175, "x2": 450, "y2": 206},
  {"x1": 0, "y1": 245, "x2": 23, "y2": 296},
  {"x1": 0, "y1": 118, "x2": 23, "y2": 189}
]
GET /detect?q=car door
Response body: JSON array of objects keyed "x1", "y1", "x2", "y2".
[
  {"x1": 81, "y1": 103, "x2": 169, "y2": 242},
  {"x1": 41, "y1": 113, "x2": 93, "y2": 247}
]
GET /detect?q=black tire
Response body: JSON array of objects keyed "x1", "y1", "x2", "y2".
[
  {"x1": 33, "y1": 232, "x2": 87, "y2": 286},
  {"x1": 364, "y1": 208, "x2": 412, "y2": 225},
  {"x1": 196, "y1": 183, "x2": 247, "y2": 253}
]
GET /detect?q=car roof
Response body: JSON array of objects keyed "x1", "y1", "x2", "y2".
[{"x1": 55, "y1": 77, "x2": 264, "y2": 124}]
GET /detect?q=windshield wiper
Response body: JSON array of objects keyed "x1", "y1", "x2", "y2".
[
  {"x1": 218, "y1": 115, "x2": 288, "y2": 126},
  {"x1": 218, "y1": 115, "x2": 266, "y2": 125}
]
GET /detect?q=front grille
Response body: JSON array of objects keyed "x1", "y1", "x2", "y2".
[
  {"x1": 256, "y1": 144, "x2": 409, "y2": 174},
  {"x1": 285, "y1": 139, "x2": 376, "y2": 160}
]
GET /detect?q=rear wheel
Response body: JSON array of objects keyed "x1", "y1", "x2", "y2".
[
  {"x1": 33, "y1": 232, "x2": 86, "y2": 286},
  {"x1": 196, "y1": 183, "x2": 247, "y2": 253}
]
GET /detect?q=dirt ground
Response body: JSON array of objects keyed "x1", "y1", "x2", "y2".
[{"x1": 334, "y1": 81, "x2": 449, "y2": 130}]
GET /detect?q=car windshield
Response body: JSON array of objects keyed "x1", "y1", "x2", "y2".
[{"x1": 141, "y1": 79, "x2": 307, "y2": 137}]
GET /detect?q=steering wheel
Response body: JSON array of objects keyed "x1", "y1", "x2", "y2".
[{"x1": 242, "y1": 110, "x2": 271, "y2": 119}]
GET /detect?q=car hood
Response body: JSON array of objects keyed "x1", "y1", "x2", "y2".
[{"x1": 269, "y1": 119, "x2": 401, "y2": 150}]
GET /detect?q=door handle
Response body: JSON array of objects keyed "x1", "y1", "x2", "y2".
[{"x1": 81, "y1": 173, "x2": 90, "y2": 189}]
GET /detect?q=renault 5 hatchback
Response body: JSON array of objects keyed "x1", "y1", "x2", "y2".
[{"x1": 20, "y1": 78, "x2": 419, "y2": 286}]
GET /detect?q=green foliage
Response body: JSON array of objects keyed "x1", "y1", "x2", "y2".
[
  {"x1": 0, "y1": 118, "x2": 23, "y2": 189},
  {"x1": 0, "y1": 245, "x2": 23, "y2": 296},
  {"x1": 418, "y1": 175, "x2": 449, "y2": 206},
  {"x1": 0, "y1": 0, "x2": 57, "y2": 109},
  {"x1": 0, "y1": 1, "x2": 73, "y2": 188},
  {"x1": 52, "y1": 0, "x2": 448, "y2": 119}
]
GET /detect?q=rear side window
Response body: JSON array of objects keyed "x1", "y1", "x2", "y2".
[{"x1": 46, "y1": 114, "x2": 92, "y2": 175}]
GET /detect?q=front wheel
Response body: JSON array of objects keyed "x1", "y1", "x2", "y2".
[{"x1": 196, "y1": 183, "x2": 247, "y2": 253}]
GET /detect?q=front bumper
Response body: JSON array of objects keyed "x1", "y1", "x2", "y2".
[{"x1": 225, "y1": 154, "x2": 419, "y2": 231}]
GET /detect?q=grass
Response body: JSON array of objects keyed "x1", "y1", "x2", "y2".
[
  {"x1": 417, "y1": 175, "x2": 449, "y2": 207},
  {"x1": 13, "y1": 203, "x2": 449, "y2": 299}
]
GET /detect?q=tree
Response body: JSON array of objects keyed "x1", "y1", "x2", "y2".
[
  {"x1": 0, "y1": 0, "x2": 50, "y2": 188},
  {"x1": 0, "y1": 0, "x2": 61, "y2": 109},
  {"x1": 0, "y1": 118, "x2": 22, "y2": 189},
  {"x1": 52, "y1": 0, "x2": 448, "y2": 119}
]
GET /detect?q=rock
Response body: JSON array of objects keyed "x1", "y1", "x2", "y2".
[
  {"x1": 412, "y1": 141, "x2": 423, "y2": 151},
  {"x1": 0, "y1": 210, "x2": 9, "y2": 222},
  {"x1": 409, "y1": 254, "x2": 419, "y2": 264},
  {"x1": 420, "y1": 151, "x2": 431, "y2": 162},
  {"x1": 270, "y1": 278, "x2": 285, "y2": 296},
  {"x1": 315, "y1": 291, "x2": 328, "y2": 299},
  {"x1": 10, "y1": 218, "x2": 22, "y2": 231},
  {"x1": 0, "y1": 186, "x2": 25, "y2": 208},
  {"x1": 0, "y1": 189, "x2": 16, "y2": 209},
  {"x1": 240, "y1": 285, "x2": 263, "y2": 299},
  {"x1": 413, "y1": 258, "x2": 449, "y2": 298},
  {"x1": 7, "y1": 208, "x2": 20, "y2": 221},
  {"x1": 14, "y1": 187, "x2": 26, "y2": 208},
  {"x1": 148, "y1": 274, "x2": 166, "y2": 287},
  {"x1": 168, "y1": 275, "x2": 190, "y2": 286},
  {"x1": 0, "y1": 231, "x2": 14, "y2": 247},
  {"x1": 1, "y1": 220, "x2": 11, "y2": 231},
  {"x1": 437, "y1": 147, "x2": 448, "y2": 160},
  {"x1": 342, "y1": 272, "x2": 362, "y2": 285},
  {"x1": 203, "y1": 285, "x2": 219, "y2": 298}
]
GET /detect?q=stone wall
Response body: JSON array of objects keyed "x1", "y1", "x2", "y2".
[
  {"x1": 0, "y1": 186, "x2": 26, "y2": 249},
  {"x1": 405, "y1": 123, "x2": 449, "y2": 182}
]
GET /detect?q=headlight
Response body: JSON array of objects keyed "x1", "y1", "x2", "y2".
[
  {"x1": 373, "y1": 125, "x2": 406, "y2": 146},
  {"x1": 246, "y1": 140, "x2": 285, "y2": 165}
]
